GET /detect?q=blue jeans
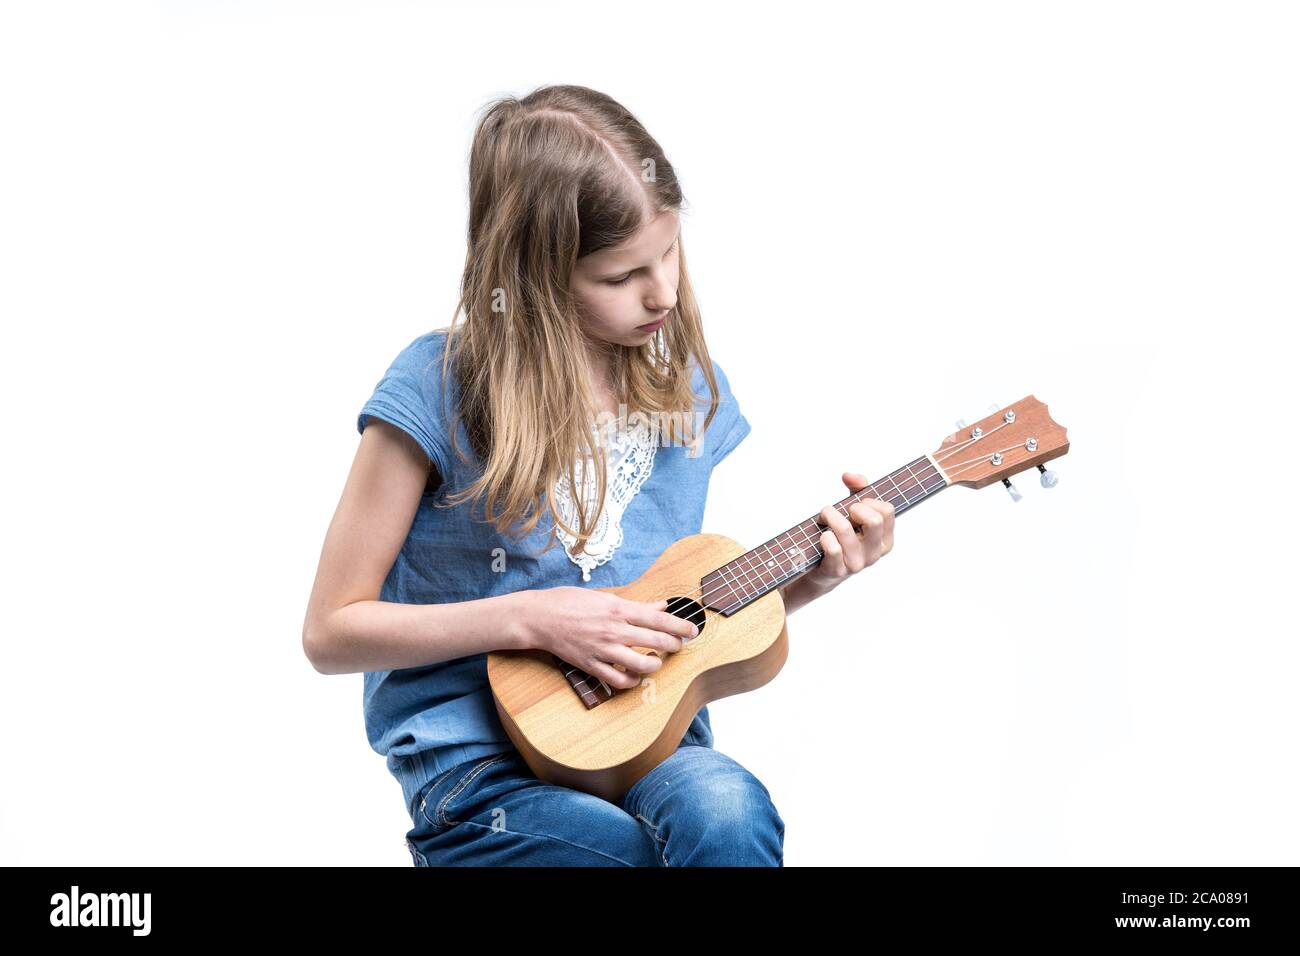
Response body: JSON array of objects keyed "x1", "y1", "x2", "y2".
[{"x1": 403, "y1": 738, "x2": 785, "y2": 866}]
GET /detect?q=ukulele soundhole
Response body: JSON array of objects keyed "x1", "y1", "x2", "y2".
[
  {"x1": 664, "y1": 596, "x2": 707, "y2": 640},
  {"x1": 557, "y1": 596, "x2": 709, "y2": 711}
]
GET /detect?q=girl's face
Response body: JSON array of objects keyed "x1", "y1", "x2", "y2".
[{"x1": 571, "y1": 209, "x2": 681, "y2": 349}]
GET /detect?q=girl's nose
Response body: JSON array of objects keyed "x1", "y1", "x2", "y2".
[
  {"x1": 642, "y1": 261, "x2": 676, "y2": 314},
  {"x1": 645, "y1": 275, "x2": 677, "y2": 314}
]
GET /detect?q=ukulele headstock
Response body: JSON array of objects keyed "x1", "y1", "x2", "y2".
[{"x1": 930, "y1": 395, "x2": 1069, "y2": 489}]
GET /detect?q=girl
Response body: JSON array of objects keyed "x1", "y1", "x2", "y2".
[{"x1": 302, "y1": 84, "x2": 896, "y2": 866}]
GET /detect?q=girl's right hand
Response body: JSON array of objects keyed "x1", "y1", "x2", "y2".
[{"x1": 515, "y1": 587, "x2": 700, "y2": 690}]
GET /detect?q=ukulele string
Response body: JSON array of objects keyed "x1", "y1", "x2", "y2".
[
  {"x1": 688, "y1": 467, "x2": 935, "y2": 612},
  {"x1": 691, "y1": 481, "x2": 915, "y2": 608},
  {"x1": 701, "y1": 423, "x2": 1030, "y2": 611},
  {"x1": 649, "y1": 430, "x2": 1000, "y2": 622},
  {"x1": 578, "y1": 453, "x2": 946, "y2": 689},
  {"x1": 646, "y1": 424, "x2": 1014, "y2": 622},
  {"x1": 700, "y1": 430, "x2": 1033, "y2": 614},
  {"x1": 938, "y1": 442, "x2": 1032, "y2": 480},
  {"x1": 931, "y1": 418, "x2": 1012, "y2": 462},
  {"x1": 599, "y1": 418, "x2": 1035, "y2": 677},
  {"x1": 701, "y1": 490, "x2": 935, "y2": 615},
  {"x1": 688, "y1": 472, "x2": 935, "y2": 615},
  {"x1": 597, "y1": 467, "x2": 939, "y2": 687}
]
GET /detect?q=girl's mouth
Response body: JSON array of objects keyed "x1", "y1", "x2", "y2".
[{"x1": 636, "y1": 317, "x2": 666, "y2": 332}]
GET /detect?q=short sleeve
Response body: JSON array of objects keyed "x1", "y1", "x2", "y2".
[
  {"x1": 702, "y1": 358, "x2": 751, "y2": 467},
  {"x1": 357, "y1": 332, "x2": 456, "y2": 479}
]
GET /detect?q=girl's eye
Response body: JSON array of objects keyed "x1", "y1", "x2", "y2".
[{"x1": 604, "y1": 243, "x2": 674, "y2": 285}]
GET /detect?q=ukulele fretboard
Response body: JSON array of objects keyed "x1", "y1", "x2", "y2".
[
  {"x1": 557, "y1": 454, "x2": 949, "y2": 709},
  {"x1": 699, "y1": 455, "x2": 948, "y2": 616}
]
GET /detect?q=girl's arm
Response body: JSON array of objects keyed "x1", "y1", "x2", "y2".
[
  {"x1": 302, "y1": 419, "x2": 532, "y2": 675},
  {"x1": 778, "y1": 576, "x2": 834, "y2": 616}
]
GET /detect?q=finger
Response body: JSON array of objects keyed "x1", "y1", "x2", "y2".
[
  {"x1": 877, "y1": 498, "x2": 895, "y2": 556},
  {"x1": 582, "y1": 657, "x2": 643, "y2": 691},
  {"x1": 867, "y1": 496, "x2": 896, "y2": 532},
  {"x1": 626, "y1": 601, "x2": 699, "y2": 639},
  {"x1": 842, "y1": 471, "x2": 872, "y2": 492},
  {"x1": 620, "y1": 622, "x2": 685, "y2": 655},
  {"x1": 824, "y1": 504, "x2": 865, "y2": 573},
  {"x1": 851, "y1": 500, "x2": 885, "y2": 540},
  {"x1": 858, "y1": 499, "x2": 892, "y2": 561},
  {"x1": 600, "y1": 642, "x2": 664, "y2": 677},
  {"x1": 819, "y1": 526, "x2": 847, "y2": 578}
]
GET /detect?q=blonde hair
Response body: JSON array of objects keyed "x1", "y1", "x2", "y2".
[{"x1": 428, "y1": 84, "x2": 726, "y2": 560}]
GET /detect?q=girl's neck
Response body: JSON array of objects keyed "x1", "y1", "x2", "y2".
[
  {"x1": 589, "y1": 373, "x2": 620, "y2": 416},
  {"x1": 584, "y1": 342, "x2": 620, "y2": 416}
]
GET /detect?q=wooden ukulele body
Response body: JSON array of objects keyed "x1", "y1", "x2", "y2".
[{"x1": 487, "y1": 532, "x2": 789, "y2": 804}]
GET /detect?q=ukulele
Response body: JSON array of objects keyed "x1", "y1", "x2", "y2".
[{"x1": 487, "y1": 395, "x2": 1070, "y2": 802}]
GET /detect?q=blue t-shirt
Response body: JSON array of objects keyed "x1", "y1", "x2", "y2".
[{"x1": 356, "y1": 329, "x2": 752, "y2": 815}]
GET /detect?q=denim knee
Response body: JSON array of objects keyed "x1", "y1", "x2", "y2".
[
  {"x1": 706, "y1": 779, "x2": 782, "y2": 846},
  {"x1": 668, "y1": 768, "x2": 784, "y2": 866},
  {"x1": 622, "y1": 745, "x2": 785, "y2": 866}
]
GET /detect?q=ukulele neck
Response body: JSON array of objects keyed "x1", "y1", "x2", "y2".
[{"x1": 700, "y1": 454, "x2": 949, "y2": 616}]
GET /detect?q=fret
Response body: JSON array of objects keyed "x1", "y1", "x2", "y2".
[
  {"x1": 879, "y1": 474, "x2": 912, "y2": 509},
  {"x1": 559, "y1": 657, "x2": 615, "y2": 709},
  {"x1": 878, "y1": 467, "x2": 916, "y2": 506},
  {"x1": 730, "y1": 547, "x2": 758, "y2": 587},
  {"x1": 896, "y1": 466, "x2": 920, "y2": 503},
  {"x1": 742, "y1": 541, "x2": 766, "y2": 583},
  {"x1": 719, "y1": 560, "x2": 748, "y2": 612},
  {"x1": 756, "y1": 535, "x2": 782, "y2": 574},
  {"x1": 752, "y1": 536, "x2": 783, "y2": 589},
  {"x1": 730, "y1": 552, "x2": 761, "y2": 596},
  {"x1": 699, "y1": 455, "x2": 950, "y2": 616}
]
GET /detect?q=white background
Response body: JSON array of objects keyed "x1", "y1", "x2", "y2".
[{"x1": 2, "y1": 0, "x2": 1296, "y2": 866}]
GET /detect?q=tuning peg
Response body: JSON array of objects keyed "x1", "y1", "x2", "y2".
[
  {"x1": 955, "y1": 418, "x2": 967, "y2": 430},
  {"x1": 1002, "y1": 477, "x2": 1022, "y2": 502},
  {"x1": 1037, "y1": 463, "x2": 1058, "y2": 488},
  {"x1": 987, "y1": 401, "x2": 1001, "y2": 413}
]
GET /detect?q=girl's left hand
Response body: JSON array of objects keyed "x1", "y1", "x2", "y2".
[{"x1": 807, "y1": 472, "x2": 895, "y2": 592}]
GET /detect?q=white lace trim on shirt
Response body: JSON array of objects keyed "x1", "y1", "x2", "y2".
[{"x1": 553, "y1": 419, "x2": 658, "y2": 581}]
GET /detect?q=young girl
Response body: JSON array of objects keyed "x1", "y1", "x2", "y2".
[{"x1": 303, "y1": 84, "x2": 896, "y2": 866}]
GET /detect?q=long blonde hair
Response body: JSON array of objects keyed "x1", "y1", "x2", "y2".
[{"x1": 429, "y1": 84, "x2": 726, "y2": 560}]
